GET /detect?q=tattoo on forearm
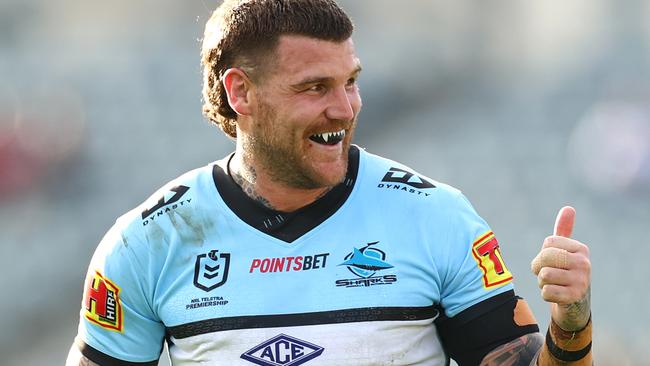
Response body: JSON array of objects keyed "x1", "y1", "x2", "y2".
[
  {"x1": 480, "y1": 333, "x2": 544, "y2": 366},
  {"x1": 558, "y1": 287, "x2": 591, "y2": 331}
]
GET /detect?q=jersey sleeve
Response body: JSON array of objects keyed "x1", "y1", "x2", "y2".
[
  {"x1": 437, "y1": 192, "x2": 514, "y2": 317},
  {"x1": 74, "y1": 220, "x2": 165, "y2": 364}
]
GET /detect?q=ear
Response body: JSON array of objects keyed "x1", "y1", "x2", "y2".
[{"x1": 222, "y1": 68, "x2": 253, "y2": 116}]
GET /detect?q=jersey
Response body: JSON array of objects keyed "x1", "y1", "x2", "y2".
[{"x1": 74, "y1": 146, "x2": 516, "y2": 365}]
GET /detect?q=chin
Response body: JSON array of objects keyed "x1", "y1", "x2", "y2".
[{"x1": 309, "y1": 159, "x2": 348, "y2": 188}]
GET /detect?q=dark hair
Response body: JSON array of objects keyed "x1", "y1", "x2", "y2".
[{"x1": 201, "y1": 0, "x2": 354, "y2": 138}]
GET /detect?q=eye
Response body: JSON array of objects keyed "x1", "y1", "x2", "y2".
[
  {"x1": 307, "y1": 84, "x2": 326, "y2": 93},
  {"x1": 345, "y1": 77, "x2": 357, "y2": 89}
]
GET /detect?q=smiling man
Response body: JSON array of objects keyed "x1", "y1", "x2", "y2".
[
  {"x1": 223, "y1": 34, "x2": 362, "y2": 210},
  {"x1": 67, "y1": 1, "x2": 592, "y2": 365}
]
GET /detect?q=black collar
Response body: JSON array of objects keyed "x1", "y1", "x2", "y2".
[{"x1": 212, "y1": 146, "x2": 359, "y2": 243}]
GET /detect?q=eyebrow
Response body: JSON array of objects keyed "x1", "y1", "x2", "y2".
[{"x1": 291, "y1": 65, "x2": 363, "y2": 89}]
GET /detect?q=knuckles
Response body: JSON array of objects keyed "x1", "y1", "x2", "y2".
[
  {"x1": 573, "y1": 254, "x2": 591, "y2": 272},
  {"x1": 537, "y1": 267, "x2": 552, "y2": 284},
  {"x1": 542, "y1": 236, "x2": 591, "y2": 257},
  {"x1": 540, "y1": 286, "x2": 561, "y2": 302},
  {"x1": 542, "y1": 236, "x2": 555, "y2": 248}
]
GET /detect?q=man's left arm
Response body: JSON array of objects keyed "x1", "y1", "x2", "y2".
[{"x1": 481, "y1": 206, "x2": 592, "y2": 365}]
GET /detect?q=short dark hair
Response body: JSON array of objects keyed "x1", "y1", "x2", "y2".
[{"x1": 201, "y1": 0, "x2": 354, "y2": 138}]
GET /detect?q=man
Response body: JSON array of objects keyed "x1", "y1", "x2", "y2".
[{"x1": 67, "y1": 0, "x2": 592, "y2": 365}]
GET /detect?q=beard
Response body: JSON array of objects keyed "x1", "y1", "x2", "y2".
[{"x1": 244, "y1": 99, "x2": 353, "y2": 190}]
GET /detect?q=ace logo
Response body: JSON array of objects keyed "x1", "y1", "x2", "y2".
[
  {"x1": 194, "y1": 249, "x2": 231, "y2": 292},
  {"x1": 241, "y1": 334, "x2": 324, "y2": 366}
]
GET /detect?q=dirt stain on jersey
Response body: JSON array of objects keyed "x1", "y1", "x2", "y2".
[{"x1": 170, "y1": 209, "x2": 211, "y2": 246}]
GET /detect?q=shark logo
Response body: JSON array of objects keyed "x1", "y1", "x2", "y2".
[{"x1": 339, "y1": 242, "x2": 393, "y2": 279}]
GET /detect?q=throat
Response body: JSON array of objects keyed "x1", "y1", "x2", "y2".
[
  {"x1": 227, "y1": 154, "x2": 331, "y2": 212},
  {"x1": 227, "y1": 155, "x2": 276, "y2": 210}
]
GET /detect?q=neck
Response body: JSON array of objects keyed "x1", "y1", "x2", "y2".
[{"x1": 228, "y1": 151, "x2": 332, "y2": 212}]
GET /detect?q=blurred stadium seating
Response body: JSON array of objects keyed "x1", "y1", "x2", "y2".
[{"x1": 1, "y1": 0, "x2": 648, "y2": 364}]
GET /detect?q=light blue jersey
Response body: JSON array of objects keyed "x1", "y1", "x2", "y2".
[{"x1": 75, "y1": 146, "x2": 514, "y2": 365}]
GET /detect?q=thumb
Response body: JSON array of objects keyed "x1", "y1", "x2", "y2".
[{"x1": 553, "y1": 206, "x2": 576, "y2": 238}]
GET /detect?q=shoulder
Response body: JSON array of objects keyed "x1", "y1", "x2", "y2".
[
  {"x1": 356, "y1": 147, "x2": 465, "y2": 208},
  {"x1": 355, "y1": 147, "x2": 490, "y2": 254},
  {"x1": 98, "y1": 161, "x2": 220, "y2": 258},
  {"x1": 135, "y1": 162, "x2": 216, "y2": 228}
]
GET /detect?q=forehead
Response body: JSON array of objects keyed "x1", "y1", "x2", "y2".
[{"x1": 269, "y1": 35, "x2": 360, "y2": 82}]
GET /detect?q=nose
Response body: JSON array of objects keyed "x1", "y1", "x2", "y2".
[{"x1": 325, "y1": 86, "x2": 355, "y2": 121}]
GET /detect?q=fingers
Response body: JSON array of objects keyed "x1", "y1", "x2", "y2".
[
  {"x1": 540, "y1": 284, "x2": 589, "y2": 305},
  {"x1": 554, "y1": 206, "x2": 575, "y2": 238},
  {"x1": 537, "y1": 267, "x2": 573, "y2": 288},
  {"x1": 533, "y1": 248, "x2": 591, "y2": 304},
  {"x1": 542, "y1": 236, "x2": 590, "y2": 255},
  {"x1": 539, "y1": 266, "x2": 590, "y2": 305},
  {"x1": 538, "y1": 267, "x2": 577, "y2": 304},
  {"x1": 531, "y1": 247, "x2": 569, "y2": 275}
]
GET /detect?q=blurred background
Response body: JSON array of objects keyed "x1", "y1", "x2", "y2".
[{"x1": 1, "y1": 0, "x2": 649, "y2": 365}]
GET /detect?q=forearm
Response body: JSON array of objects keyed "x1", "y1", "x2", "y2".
[
  {"x1": 480, "y1": 302, "x2": 592, "y2": 365},
  {"x1": 480, "y1": 332, "x2": 543, "y2": 366},
  {"x1": 538, "y1": 288, "x2": 592, "y2": 365},
  {"x1": 65, "y1": 344, "x2": 102, "y2": 366}
]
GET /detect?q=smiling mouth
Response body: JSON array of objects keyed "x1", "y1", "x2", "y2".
[{"x1": 309, "y1": 130, "x2": 346, "y2": 146}]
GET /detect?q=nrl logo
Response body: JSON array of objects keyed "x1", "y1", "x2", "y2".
[
  {"x1": 241, "y1": 334, "x2": 324, "y2": 366},
  {"x1": 193, "y1": 249, "x2": 231, "y2": 292}
]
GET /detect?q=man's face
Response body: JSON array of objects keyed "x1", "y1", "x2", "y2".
[{"x1": 243, "y1": 35, "x2": 362, "y2": 189}]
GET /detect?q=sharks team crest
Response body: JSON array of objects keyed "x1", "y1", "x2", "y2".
[{"x1": 336, "y1": 242, "x2": 398, "y2": 288}]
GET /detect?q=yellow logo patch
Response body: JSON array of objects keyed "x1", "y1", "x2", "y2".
[
  {"x1": 471, "y1": 231, "x2": 513, "y2": 288},
  {"x1": 83, "y1": 271, "x2": 123, "y2": 332}
]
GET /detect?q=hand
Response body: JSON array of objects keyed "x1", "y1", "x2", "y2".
[{"x1": 531, "y1": 206, "x2": 591, "y2": 331}]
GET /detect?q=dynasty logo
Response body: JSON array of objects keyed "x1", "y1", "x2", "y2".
[
  {"x1": 377, "y1": 167, "x2": 435, "y2": 197},
  {"x1": 241, "y1": 334, "x2": 324, "y2": 366},
  {"x1": 336, "y1": 241, "x2": 398, "y2": 288},
  {"x1": 84, "y1": 271, "x2": 123, "y2": 332},
  {"x1": 141, "y1": 185, "x2": 191, "y2": 226},
  {"x1": 194, "y1": 249, "x2": 231, "y2": 292}
]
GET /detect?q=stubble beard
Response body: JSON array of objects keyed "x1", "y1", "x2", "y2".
[{"x1": 247, "y1": 100, "x2": 351, "y2": 190}]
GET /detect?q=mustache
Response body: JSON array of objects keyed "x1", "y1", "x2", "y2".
[{"x1": 308, "y1": 117, "x2": 357, "y2": 134}]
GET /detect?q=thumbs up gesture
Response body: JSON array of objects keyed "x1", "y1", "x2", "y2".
[{"x1": 531, "y1": 206, "x2": 591, "y2": 331}]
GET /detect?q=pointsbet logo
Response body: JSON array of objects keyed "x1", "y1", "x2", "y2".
[
  {"x1": 249, "y1": 253, "x2": 329, "y2": 273},
  {"x1": 84, "y1": 271, "x2": 123, "y2": 332}
]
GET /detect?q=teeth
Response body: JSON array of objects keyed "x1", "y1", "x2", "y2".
[{"x1": 310, "y1": 129, "x2": 345, "y2": 144}]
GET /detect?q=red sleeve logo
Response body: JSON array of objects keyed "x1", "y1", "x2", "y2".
[
  {"x1": 83, "y1": 271, "x2": 124, "y2": 332},
  {"x1": 471, "y1": 231, "x2": 513, "y2": 289}
]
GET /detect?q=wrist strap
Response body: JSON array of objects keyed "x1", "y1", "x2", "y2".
[
  {"x1": 545, "y1": 329, "x2": 592, "y2": 361},
  {"x1": 545, "y1": 315, "x2": 592, "y2": 362}
]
